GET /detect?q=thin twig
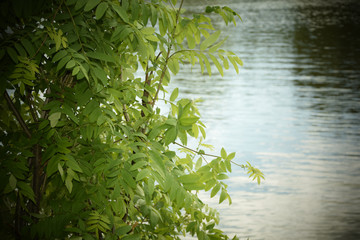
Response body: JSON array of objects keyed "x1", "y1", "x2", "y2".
[
  {"x1": 174, "y1": 141, "x2": 245, "y2": 168},
  {"x1": 173, "y1": 141, "x2": 219, "y2": 158}
]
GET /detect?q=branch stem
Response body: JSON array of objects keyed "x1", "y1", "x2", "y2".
[
  {"x1": 173, "y1": 141, "x2": 219, "y2": 158},
  {"x1": 4, "y1": 91, "x2": 31, "y2": 138}
]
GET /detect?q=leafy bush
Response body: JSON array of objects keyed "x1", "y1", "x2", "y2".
[{"x1": 0, "y1": 0, "x2": 264, "y2": 239}]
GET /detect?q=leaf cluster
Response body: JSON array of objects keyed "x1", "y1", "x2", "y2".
[{"x1": 0, "y1": 0, "x2": 263, "y2": 239}]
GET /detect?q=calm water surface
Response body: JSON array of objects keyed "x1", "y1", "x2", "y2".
[{"x1": 169, "y1": 0, "x2": 360, "y2": 239}]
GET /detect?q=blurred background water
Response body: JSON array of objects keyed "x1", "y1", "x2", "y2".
[{"x1": 167, "y1": 0, "x2": 360, "y2": 239}]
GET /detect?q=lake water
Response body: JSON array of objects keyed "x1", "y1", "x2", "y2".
[{"x1": 168, "y1": 0, "x2": 360, "y2": 239}]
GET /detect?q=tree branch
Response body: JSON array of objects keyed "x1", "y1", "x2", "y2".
[
  {"x1": 151, "y1": 0, "x2": 184, "y2": 108},
  {"x1": 4, "y1": 91, "x2": 31, "y2": 138}
]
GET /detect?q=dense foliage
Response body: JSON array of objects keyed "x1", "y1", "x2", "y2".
[{"x1": 0, "y1": 0, "x2": 264, "y2": 239}]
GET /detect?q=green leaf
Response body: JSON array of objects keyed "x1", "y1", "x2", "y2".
[
  {"x1": 217, "y1": 173, "x2": 229, "y2": 180},
  {"x1": 9, "y1": 174, "x2": 17, "y2": 190},
  {"x1": 21, "y1": 38, "x2": 35, "y2": 57},
  {"x1": 180, "y1": 117, "x2": 199, "y2": 126},
  {"x1": 226, "y1": 152, "x2": 236, "y2": 160},
  {"x1": 128, "y1": 153, "x2": 147, "y2": 162},
  {"x1": 164, "y1": 126, "x2": 177, "y2": 145},
  {"x1": 92, "y1": 67, "x2": 108, "y2": 85},
  {"x1": 209, "y1": 54, "x2": 223, "y2": 77},
  {"x1": 200, "y1": 30, "x2": 221, "y2": 51},
  {"x1": 167, "y1": 58, "x2": 180, "y2": 75},
  {"x1": 65, "y1": 157, "x2": 83, "y2": 173},
  {"x1": 136, "y1": 169, "x2": 150, "y2": 181},
  {"x1": 95, "y1": 2, "x2": 108, "y2": 19},
  {"x1": 112, "y1": 5, "x2": 129, "y2": 22},
  {"x1": 141, "y1": 27, "x2": 155, "y2": 35},
  {"x1": 228, "y1": 56, "x2": 239, "y2": 74},
  {"x1": 186, "y1": 32, "x2": 196, "y2": 49},
  {"x1": 178, "y1": 173, "x2": 198, "y2": 184},
  {"x1": 53, "y1": 50, "x2": 67, "y2": 62},
  {"x1": 145, "y1": 34, "x2": 159, "y2": 42},
  {"x1": 14, "y1": 43, "x2": 27, "y2": 56},
  {"x1": 170, "y1": 88, "x2": 179, "y2": 102},
  {"x1": 17, "y1": 181, "x2": 36, "y2": 203},
  {"x1": 84, "y1": 0, "x2": 101, "y2": 12},
  {"x1": 65, "y1": 175, "x2": 73, "y2": 193},
  {"x1": 225, "y1": 160, "x2": 232, "y2": 172},
  {"x1": 202, "y1": 54, "x2": 211, "y2": 76},
  {"x1": 220, "y1": 148, "x2": 227, "y2": 159},
  {"x1": 56, "y1": 55, "x2": 71, "y2": 72},
  {"x1": 219, "y1": 189, "x2": 227, "y2": 204},
  {"x1": 195, "y1": 157, "x2": 202, "y2": 170},
  {"x1": 210, "y1": 183, "x2": 220, "y2": 198},
  {"x1": 208, "y1": 37, "x2": 227, "y2": 53},
  {"x1": 87, "y1": 51, "x2": 115, "y2": 63},
  {"x1": 149, "y1": 150, "x2": 166, "y2": 178},
  {"x1": 72, "y1": 66, "x2": 80, "y2": 76},
  {"x1": 6, "y1": 47, "x2": 18, "y2": 63},
  {"x1": 49, "y1": 112, "x2": 61, "y2": 127},
  {"x1": 65, "y1": 59, "x2": 76, "y2": 69},
  {"x1": 58, "y1": 163, "x2": 65, "y2": 180},
  {"x1": 79, "y1": 64, "x2": 89, "y2": 81}
]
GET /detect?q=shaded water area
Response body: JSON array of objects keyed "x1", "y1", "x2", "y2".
[{"x1": 170, "y1": 0, "x2": 360, "y2": 239}]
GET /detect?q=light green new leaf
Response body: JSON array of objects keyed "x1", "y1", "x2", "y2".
[
  {"x1": 178, "y1": 173, "x2": 198, "y2": 184},
  {"x1": 220, "y1": 147, "x2": 227, "y2": 159},
  {"x1": 49, "y1": 112, "x2": 61, "y2": 127},
  {"x1": 141, "y1": 27, "x2": 155, "y2": 35},
  {"x1": 201, "y1": 54, "x2": 211, "y2": 76},
  {"x1": 180, "y1": 117, "x2": 199, "y2": 126},
  {"x1": 217, "y1": 173, "x2": 229, "y2": 180},
  {"x1": 168, "y1": 58, "x2": 180, "y2": 75},
  {"x1": 209, "y1": 54, "x2": 223, "y2": 76},
  {"x1": 226, "y1": 152, "x2": 236, "y2": 160},
  {"x1": 170, "y1": 88, "x2": 179, "y2": 102},
  {"x1": 186, "y1": 32, "x2": 196, "y2": 49},
  {"x1": 164, "y1": 126, "x2": 177, "y2": 145},
  {"x1": 208, "y1": 37, "x2": 227, "y2": 53},
  {"x1": 195, "y1": 157, "x2": 202, "y2": 170},
  {"x1": 145, "y1": 34, "x2": 159, "y2": 42},
  {"x1": 136, "y1": 169, "x2": 150, "y2": 181},
  {"x1": 219, "y1": 189, "x2": 227, "y2": 204},
  {"x1": 200, "y1": 30, "x2": 221, "y2": 51},
  {"x1": 192, "y1": 124, "x2": 199, "y2": 138},
  {"x1": 210, "y1": 183, "x2": 221, "y2": 198},
  {"x1": 228, "y1": 56, "x2": 239, "y2": 74}
]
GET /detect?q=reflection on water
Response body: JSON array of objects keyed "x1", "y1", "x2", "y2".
[{"x1": 171, "y1": 0, "x2": 360, "y2": 239}]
